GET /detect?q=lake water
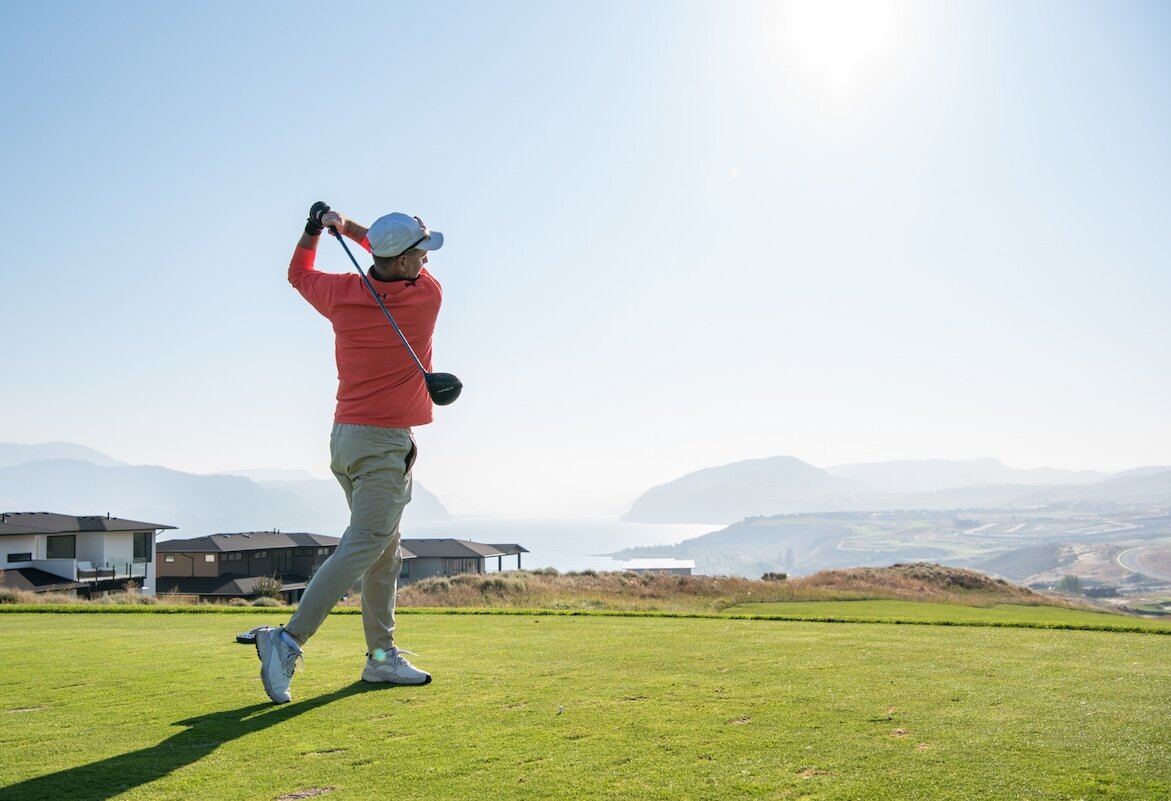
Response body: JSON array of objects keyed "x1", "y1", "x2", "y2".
[{"x1": 406, "y1": 516, "x2": 720, "y2": 573}]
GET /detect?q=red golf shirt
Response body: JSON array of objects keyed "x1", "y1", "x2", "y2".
[{"x1": 288, "y1": 240, "x2": 442, "y2": 428}]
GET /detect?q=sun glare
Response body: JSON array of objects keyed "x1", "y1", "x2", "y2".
[{"x1": 780, "y1": 0, "x2": 914, "y2": 97}]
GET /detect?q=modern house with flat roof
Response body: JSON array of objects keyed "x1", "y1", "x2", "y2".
[{"x1": 0, "y1": 512, "x2": 175, "y2": 596}]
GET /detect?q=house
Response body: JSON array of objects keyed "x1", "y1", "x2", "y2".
[
  {"x1": 619, "y1": 558, "x2": 696, "y2": 576},
  {"x1": 487, "y1": 543, "x2": 529, "y2": 571},
  {"x1": 155, "y1": 531, "x2": 340, "y2": 602},
  {"x1": 399, "y1": 539, "x2": 528, "y2": 583},
  {"x1": 135, "y1": 532, "x2": 532, "y2": 599},
  {"x1": 0, "y1": 512, "x2": 176, "y2": 597}
]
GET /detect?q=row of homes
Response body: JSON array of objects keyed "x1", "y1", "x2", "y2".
[{"x1": 0, "y1": 512, "x2": 527, "y2": 602}]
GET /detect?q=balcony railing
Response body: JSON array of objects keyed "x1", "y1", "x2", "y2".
[{"x1": 76, "y1": 562, "x2": 149, "y2": 582}]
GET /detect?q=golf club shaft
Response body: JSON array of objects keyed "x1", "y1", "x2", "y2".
[{"x1": 330, "y1": 229, "x2": 428, "y2": 375}]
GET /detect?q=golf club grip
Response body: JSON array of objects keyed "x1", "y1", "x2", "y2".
[{"x1": 331, "y1": 230, "x2": 428, "y2": 375}]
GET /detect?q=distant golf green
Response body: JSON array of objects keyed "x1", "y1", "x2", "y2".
[
  {"x1": 722, "y1": 599, "x2": 1171, "y2": 631},
  {"x1": 1, "y1": 611, "x2": 1168, "y2": 800}
]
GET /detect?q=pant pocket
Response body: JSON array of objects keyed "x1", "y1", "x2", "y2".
[{"x1": 405, "y1": 435, "x2": 418, "y2": 475}]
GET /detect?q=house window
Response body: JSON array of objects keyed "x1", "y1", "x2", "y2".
[
  {"x1": 164, "y1": 554, "x2": 176, "y2": 563},
  {"x1": 204, "y1": 554, "x2": 216, "y2": 563},
  {"x1": 401, "y1": 560, "x2": 410, "y2": 578},
  {"x1": 252, "y1": 551, "x2": 267, "y2": 559},
  {"x1": 7, "y1": 553, "x2": 32, "y2": 563},
  {"x1": 46, "y1": 535, "x2": 76, "y2": 559},
  {"x1": 133, "y1": 532, "x2": 152, "y2": 563},
  {"x1": 223, "y1": 553, "x2": 242, "y2": 562},
  {"x1": 318, "y1": 548, "x2": 328, "y2": 555},
  {"x1": 442, "y1": 557, "x2": 480, "y2": 575}
]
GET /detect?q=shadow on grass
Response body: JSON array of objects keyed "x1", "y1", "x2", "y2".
[{"x1": 0, "y1": 682, "x2": 383, "y2": 801}]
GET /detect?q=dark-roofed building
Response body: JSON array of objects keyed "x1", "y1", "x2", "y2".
[
  {"x1": 155, "y1": 531, "x2": 341, "y2": 602},
  {"x1": 398, "y1": 538, "x2": 526, "y2": 583},
  {"x1": 488, "y1": 544, "x2": 528, "y2": 571},
  {"x1": 0, "y1": 511, "x2": 175, "y2": 597},
  {"x1": 154, "y1": 533, "x2": 531, "y2": 597}
]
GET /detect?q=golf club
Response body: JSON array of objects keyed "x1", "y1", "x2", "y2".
[{"x1": 329, "y1": 228, "x2": 463, "y2": 406}]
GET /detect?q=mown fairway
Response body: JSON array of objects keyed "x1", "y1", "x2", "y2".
[
  {"x1": 722, "y1": 599, "x2": 1171, "y2": 631},
  {"x1": 1, "y1": 611, "x2": 1168, "y2": 800}
]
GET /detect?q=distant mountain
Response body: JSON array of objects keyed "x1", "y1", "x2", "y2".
[
  {"x1": 1028, "y1": 469, "x2": 1171, "y2": 505},
  {"x1": 0, "y1": 447, "x2": 450, "y2": 537},
  {"x1": 220, "y1": 468, "x2": 320, "y2": 482},
  {"x1": 622, "y1": 456, "x2": 872, "y2": 524},
  {"x1": 256, "y1": 477, "x2": 449, "y2": 531},
  {"x1": 623, "y1": 456, "x2": 1171, "y2": 525},
  {"x1": 0, "y1": 441, "x2": 126, "y2": 469},
  {"x1": 825, "y1": 458, "x2": 1107, "y2": 494},
  {"x1": 1115, "y1": 465, "x2": 1171, "y2": 478}
]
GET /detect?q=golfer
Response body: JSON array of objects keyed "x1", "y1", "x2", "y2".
[{"x1": 252, "y1": 201, "x2": 445, "y2": 704}]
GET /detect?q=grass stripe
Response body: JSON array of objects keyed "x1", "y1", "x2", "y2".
[{"x1": 2, "y1": 602, "x2": 1169, "y2": 635}]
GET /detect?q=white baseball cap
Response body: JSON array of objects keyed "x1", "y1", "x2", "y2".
[{"x1": 367, "y1": 213, "x2": 445, "y2": 258}]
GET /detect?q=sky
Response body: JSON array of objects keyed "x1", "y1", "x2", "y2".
[{"x1": 1, "y1": 0, "x2": 1169, "y2": 516}]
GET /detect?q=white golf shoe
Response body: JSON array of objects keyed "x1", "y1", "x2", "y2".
[
  {"x1": 254, "y1": 626, "x2": 302, "y2": 704},
  {"x1": 361, "y1": 647, "x2": 431, "y2": 685}
]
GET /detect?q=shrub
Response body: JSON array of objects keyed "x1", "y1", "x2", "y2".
[
  {"x1": 94, "y1": 591, "x2": 157, "y2": 606},
  {"x1": 414, "y1": 577, "x2": 452, "y2": 594},
  {"x1": 0, "y1": 587, "x2": 33, "y2": 604},
  {"x1": 762, "y1": 572, "x2": 788, "y2": 582},
  {"x1": 252, "y1": 576, "x2": 284, "y2": 600},
  {"x1": 478, "y1": 576, "x2": 526, "y2": 594},
  {"x1": 251, "y1": 596, "x2": 284, "y2": 607},
  {"x1": 156, "y1": 592, "x2": 199, "y2": 606},
  {"x1": 226, "y1": 597, "x2": 250, "y2": 607}
]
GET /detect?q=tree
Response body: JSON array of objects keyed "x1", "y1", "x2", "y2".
[{"x1": 1056, "y1": 574, "x2": 1083, "y2": 594}]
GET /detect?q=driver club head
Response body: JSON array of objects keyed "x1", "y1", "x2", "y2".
[{"x1": 425, "y1": 372, "x2": 463, "y2": 406}]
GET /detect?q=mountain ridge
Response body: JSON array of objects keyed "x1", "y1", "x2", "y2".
[
  {"x1": 0, "y1": 442, "x2": 449, "y2": 537},
  {"x1": 624, "y1": 455, "x2": 1171, "y2": 524}
]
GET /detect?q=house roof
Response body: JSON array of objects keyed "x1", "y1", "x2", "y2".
[
  {"x1": 400, "y1": 538, "x2": 506, "y2": 558},
  {"x1": 155, "y1": 573, "x2": 310, "y2": 597},
  {"x1": 487, "y1": 543, "x2": 530, "y2": 555},
  {"x1": 0, "y1": 512, "x2": 176, "y2": 536},
  {"x1": 1, "y1": 567, "x2": 86, "y2": 593},
  {"x1": 156, "y1": 531, "x2": 341, "y2": 553}
]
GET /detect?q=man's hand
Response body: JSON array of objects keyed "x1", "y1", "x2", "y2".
[
  {"x1": 305, "y1": 201, "x2": 331, "y2": 236},
  {"x1": 321, "y1": 210, "x2": 346, "y2": 234}
]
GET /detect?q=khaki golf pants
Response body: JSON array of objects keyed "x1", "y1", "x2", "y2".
[{"x1": 286, "y1": 423, "x2": 415, "y2": 656}]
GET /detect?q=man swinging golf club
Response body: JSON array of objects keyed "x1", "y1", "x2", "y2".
[{"x1": 249, "y1": 201, "x2": 453, "y2": 704}]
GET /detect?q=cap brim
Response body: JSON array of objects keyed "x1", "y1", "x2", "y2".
[{"x1": 418, "y1": 231, "x2": 444, "y2": 251}]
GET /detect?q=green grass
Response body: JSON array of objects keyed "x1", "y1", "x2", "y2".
[
  {"x1": 1, "y1": 611, "x2": 1169, "y2": 800},
  {"x1": 722, "y1": 599, "x2": 1171, "y2": 631}
]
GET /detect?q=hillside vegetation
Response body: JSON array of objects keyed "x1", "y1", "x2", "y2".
[
  {"x1": 394, "y1": 563, "x2": 1076, "y2": 613},
  {"x1": 2, "y1": 563, "x2": 1103, "y2": 617}
]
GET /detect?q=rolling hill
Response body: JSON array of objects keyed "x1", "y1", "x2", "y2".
[
  {"x1": 624, "y1": 455, "x2": 1171, "y2": 524},
  {"x1": 0, "y1": 442, "x2": 449, "y2": 538}
]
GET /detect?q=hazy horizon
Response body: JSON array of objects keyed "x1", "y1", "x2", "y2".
[
  {"x1": 2, "y1": 438, "x2": 1164, "y2": 519},
  {"x1": 2, "y1": 1, "x2": 1168, "y2": 516}
]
